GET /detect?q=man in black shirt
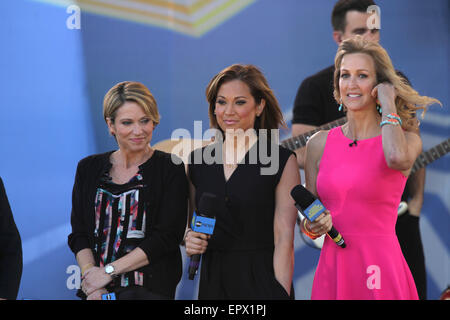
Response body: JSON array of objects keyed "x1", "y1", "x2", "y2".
[
  {"x1": 291, "y1": 0, "x2": 427, "y2": 299},
  {"x1": 292, "y1": 0, "x2": 379, "y2": 167}
]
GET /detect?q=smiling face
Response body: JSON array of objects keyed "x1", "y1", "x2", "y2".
[
  {"x1": 214, "y1": 79, "x2": 265, "y2": 133},
  {"x1": 339, "y1": 52, "x2": 378, "y2": 112},
  {"x1": 107, "y1": 101, "x2": 154, "y2": 153}
]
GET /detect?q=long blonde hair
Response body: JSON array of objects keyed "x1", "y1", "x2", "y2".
[{"x1": 333, "y1": 36, "x2": 441, "y2": 130}]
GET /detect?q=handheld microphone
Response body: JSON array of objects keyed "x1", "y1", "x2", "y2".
[
  {"x1": 290, "y1": 185, "x2": 346, "y2": 248},
  {"x1": 188, "y1": 192, "x2": 217, "y2": 280},
  {"x1": 101, "y1": 292, "x2": 116, "y2": 300}
]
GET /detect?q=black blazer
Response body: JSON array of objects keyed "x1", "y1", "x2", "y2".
[
  {"x1": 0, "y1": 177, "x2": 23, "y2": 300},
  {"x1": 67, "y1": 150, "x2": 188, "y2": 299}
]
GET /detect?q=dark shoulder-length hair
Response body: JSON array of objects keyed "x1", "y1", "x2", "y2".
[{"x1": 206, "y1": 64, "x2": 286, "y2": 132}]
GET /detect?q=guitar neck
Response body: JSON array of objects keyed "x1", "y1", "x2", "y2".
[
  {"x1": 410, "y1": 138, "x2": 450, "y2": 175},
  {"x1": 281, "y1": 116, "x2": 347, "y2": 151}
]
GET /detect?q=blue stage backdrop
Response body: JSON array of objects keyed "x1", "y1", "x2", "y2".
[{"x1": 0, "y1": 0, "x2": 448, "y2": 300}]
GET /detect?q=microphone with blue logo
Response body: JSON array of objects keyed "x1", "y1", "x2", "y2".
[
  {"x1": 188, "y1": 192, "x2": 217, "y2": 280},
  {"x1": 290, "y1": 185, "x2": 346, "y2": 248}
]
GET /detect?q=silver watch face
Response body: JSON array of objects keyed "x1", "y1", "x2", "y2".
[{"x1": 105, "y1": 265, "x2": 114, "y2": 274}]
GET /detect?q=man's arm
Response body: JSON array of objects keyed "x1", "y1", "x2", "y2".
[
  {"x1": 291, "y1": 68, "x2": 337, "y2": 169},
  {"x1": 405, "y1": 168, "x2": 425, "y2": 217},
  {"x1": 403, "y1": 115, "x2": 425, "y2": 217}
]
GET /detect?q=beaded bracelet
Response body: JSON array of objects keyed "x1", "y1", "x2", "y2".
[
  {"x1": 301, "y1": 218, "x2": 320, "y2": 240},
  {"x1": 380, "y1": 118, "x2": 400, "y2": 128},
  {"x1": 386, "y1": 113, "x2": 402, "y2": 125}
]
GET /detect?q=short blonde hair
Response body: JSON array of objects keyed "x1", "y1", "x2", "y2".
[
  {"x1": 334, "y1": 36, "x2": 441, "y2": 130},
  {"x1": 103, "y1": 81, "x2": 160, "y2": 125}
]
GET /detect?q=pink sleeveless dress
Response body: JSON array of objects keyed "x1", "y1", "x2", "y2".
[{"x1": 311, "y1": 127, "x2": 418, "y2": 300}]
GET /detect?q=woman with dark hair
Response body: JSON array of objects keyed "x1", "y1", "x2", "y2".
[
  {"x1": 206, "y1": 64, "x2": 285, "y2": 133},
  {"x1": 304, "y1": 36, "x2": 441, "y2": 299},
  {"x1": 68, "y1": 81, "x2": 188, "y2": 300},
  {"x1": 184, "y1": 64, "x2": 300, "y2": 299}
]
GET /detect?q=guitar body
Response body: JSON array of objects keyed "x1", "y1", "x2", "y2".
[{"x1": 398, "y1": 201, "x2": 408, "y2": 216}]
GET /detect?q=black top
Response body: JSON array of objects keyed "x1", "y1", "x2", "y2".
[
  {"x1": 0, "y1": 177, "x2": 22, "y2": 300},
  {"x1": 68, "y1": 150, "x2": 188, "y2": 299},
  {"x1": 188, "y1": 141, "x2": 295, "y2": 299},
  {"x1": 292, "y1": 65, "x2": 344, "y2": 126},
  {"x1": 189, "y1": 142, "x2": 294, "y2": 251}
]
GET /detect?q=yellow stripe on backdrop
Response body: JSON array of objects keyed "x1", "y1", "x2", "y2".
[{"x1": 32, "y1": 0, "x2": 256, "y2": 37}]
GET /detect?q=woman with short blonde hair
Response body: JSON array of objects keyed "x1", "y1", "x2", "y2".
[
  {"x1": 69, "y1": 81, "x2": 187, "y2": 300},
  {"x1": 103, "y1": 81, "x2": 160, "y2": 126}
]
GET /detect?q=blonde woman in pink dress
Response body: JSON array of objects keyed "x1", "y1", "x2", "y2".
[{"x1": 303, "y1": 36, "x2": 441, "y2": 300}]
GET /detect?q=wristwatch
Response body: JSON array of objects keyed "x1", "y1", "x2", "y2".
[{"x1": 105, "y1": 264, "x2": 117, "y2": 278}]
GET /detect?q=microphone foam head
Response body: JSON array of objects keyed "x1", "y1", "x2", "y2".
[
  {"x1": 290, "y1": 184, "x2": 316, "y2": 209},
  {"x1": 198, "y1": 192, "x2": 217, "y2": 218}
]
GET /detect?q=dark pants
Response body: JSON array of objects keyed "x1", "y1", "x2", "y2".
[{"x1": 396, "y1": 212, "x2": 427, "y2": 300}]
